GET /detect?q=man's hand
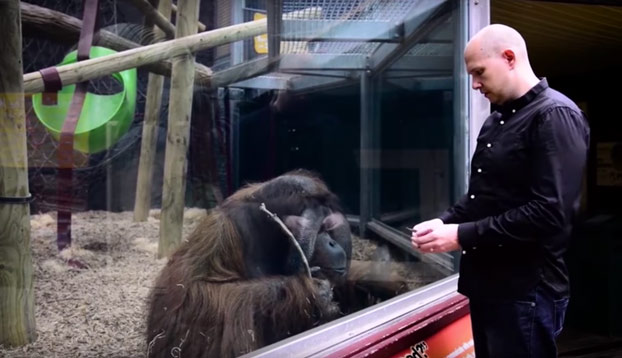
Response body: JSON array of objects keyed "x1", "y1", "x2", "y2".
[
  {"x1": 410, "y1": 218, "x2": 443, "y2": 250},
  {"x1": 411, "y1": 222, "x2": 460, "y2": 254},
  {"x1": 410, "y1": 218, "x2": 444, "y2": 239}
]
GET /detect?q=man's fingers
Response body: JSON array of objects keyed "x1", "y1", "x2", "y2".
[
  {"x1": 412, "y1": 232, "x2": 435, "y2": 246},
  {"x1": 418, "y1": 243, "x2": 440, "y2": 253},
  {"x1": 411, "y1": 221, "x2": 440, "y2": 249},
  {"x1": 415, "y1": 228, "x2": 433, "y2": 237}
]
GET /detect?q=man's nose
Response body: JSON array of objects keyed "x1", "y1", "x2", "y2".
[{"x1": 472, "y1": 80, "x2": 481, "y2": 90}]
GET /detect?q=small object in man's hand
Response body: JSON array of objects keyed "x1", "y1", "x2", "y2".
[{"x1": 408, "y1": 227, "x2": 419, "y2": 248}]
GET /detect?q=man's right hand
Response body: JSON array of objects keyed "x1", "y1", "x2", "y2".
[{"x1": 410, "y1": 218, "x2": 444, "y2": 247}]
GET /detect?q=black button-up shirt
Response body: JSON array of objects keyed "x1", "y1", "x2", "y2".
[{"x1": 440, "y1": 79, "x2": 590, "y2": 300}]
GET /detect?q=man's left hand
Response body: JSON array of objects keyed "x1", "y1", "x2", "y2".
[{"x1": 411, "y1": 224, "x2": 461, "y2": 253}]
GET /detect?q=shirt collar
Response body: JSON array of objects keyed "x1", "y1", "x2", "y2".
[{"x1": 495, "y1": 78, "x2": 549, "y2": 116}]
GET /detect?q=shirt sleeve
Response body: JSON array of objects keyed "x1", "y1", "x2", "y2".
[
  {"x1": 438, "y1": 194, "x2": 473, "y2": 224},
  {"x1": 457, "y1": 107, "x2": 589, "y2": 249}
]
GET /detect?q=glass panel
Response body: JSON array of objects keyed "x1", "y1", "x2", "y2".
[
  {"x1": 374, "y1": 15, "x2": 461, "y2": 274},
  {"x1": 4, "y1": 0, "x2": 466, "y2": 357}
]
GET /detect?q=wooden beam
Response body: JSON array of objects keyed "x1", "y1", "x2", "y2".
[
  {"x1": 22, "y1": 14, "x2": 262, "y2": 94},
  {"x1": 134, "y1": 0, "x2": 173, "y2": 222},
  {"x1": 20, "y1": 2, "x2": 213, "y2": 85},
  {"x1": 0, "y1": 0, "x2": 36, "y2": 347},
  {"x1": 22, "y1": 6, "x2": 322, "y2": 94},
  {"x1": 158, "y1": 0, "x2": 201, "y2": 257}
]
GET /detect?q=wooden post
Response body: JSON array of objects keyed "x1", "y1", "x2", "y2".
[
  {"x1": 267, "y1": 0, "x2": 283, "y2": 65},
  {"x1": 171, "y1": 3, "x2": 207, "y2": 32},
  {"x1": 133, "y1": 0, "x2": 173, "y2": 222},
  {"x1": 0, "y1": 0, "x2": 36, "y2": 347},
  {"x1": 158, "y1": 0, "x2": 200, "y2": 257}
]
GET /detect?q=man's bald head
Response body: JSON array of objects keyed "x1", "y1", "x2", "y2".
[
  {"x1": 463, "y1": 24, "x2": 539, "y2": 104},
  {"x1": 466, "y1": 24, "x2": 529, "y2": 62}
]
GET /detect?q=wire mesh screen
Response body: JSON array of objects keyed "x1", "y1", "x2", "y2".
[
  {"x1": 283, "y1": 0, "x2": 417, "y2": 22},
  {"x1": 243, "y1": 0, "x2": 443, "y2": 60}
]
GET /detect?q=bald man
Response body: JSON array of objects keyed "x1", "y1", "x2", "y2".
[{"x1": 411, "y1": 24, "x2": 590, "y2": 357}]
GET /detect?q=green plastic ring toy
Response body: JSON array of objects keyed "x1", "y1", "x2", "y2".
[{"x1": 32, "y1": 46, "x2": 137, "y2": 154}]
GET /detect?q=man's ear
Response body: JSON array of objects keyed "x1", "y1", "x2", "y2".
[{"x1": 502, "y1": 49, "x2": 516, "y2": 68}]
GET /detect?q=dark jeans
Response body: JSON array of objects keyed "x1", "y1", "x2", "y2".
[{"x1": 468, "y1": 283, "x2": 569, "y2": 358}]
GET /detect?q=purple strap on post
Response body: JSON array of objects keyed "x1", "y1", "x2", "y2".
[
  {"x1": 39, "y1": 66, "x2": 63, "y2": 105},
  {"x1": 56, "y1": 0, "x2": 100, "y2": 251}
]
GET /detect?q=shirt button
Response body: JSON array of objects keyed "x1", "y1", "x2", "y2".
[
  {"x1": 498, "y1": 244, "x2": 503, "y2": 247},
  {"x1": 472, "y1": 246, "x2": 477, "y2": 250},
  {"x1": 462, "y1": 250, "x2": 467, "y2": 255},
  {"x1": 470, "y1": 194, "x2": 475, "y2": 199},
  {"x1": 512, "y1": 109, "x2": 516, "y2": 113},
  {"x1": 486, "y1": 143, "x2": 492, "y2": 148},
  {"x1": 500, "y1": 120, "x2": 505, "y2": 125},
  {"x1": 477, "y1": 168, "x2": 482, "y2": 173}
]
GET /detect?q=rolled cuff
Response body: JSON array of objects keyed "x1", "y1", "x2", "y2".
[{"x1": 458, "y1": 222, "x2": 478, "y2": 249}]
